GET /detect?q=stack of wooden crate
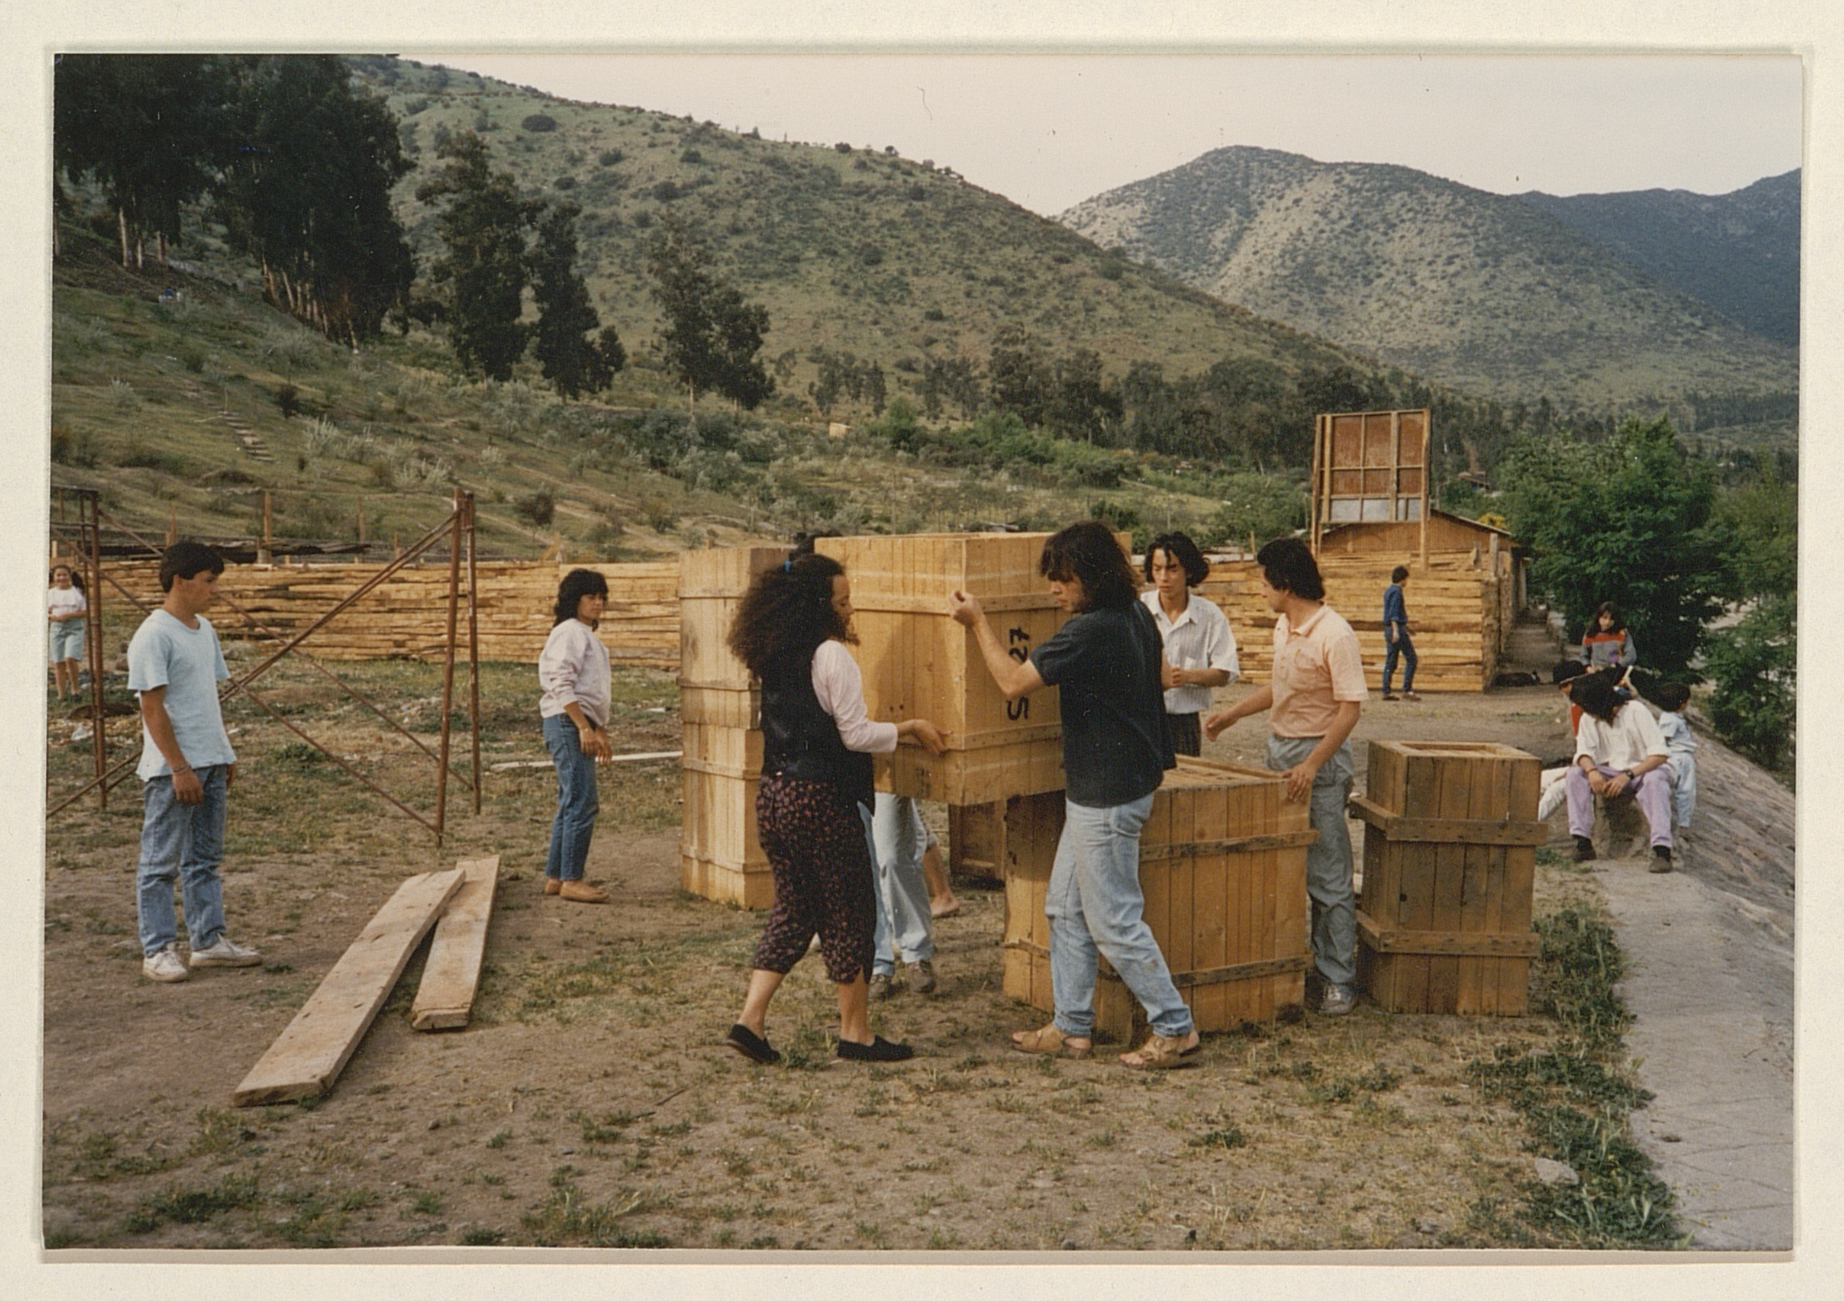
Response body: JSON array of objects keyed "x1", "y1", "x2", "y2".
[
  {"x1": 1001, "y1": 756, "x2": 1316, "y2": 1041},
  {"x1": 1353, "y1": 740, "x2": 1543, "y2": 1015},
  {"x1": 677, "y1": 547, "x2": 784, "y2": 908}
]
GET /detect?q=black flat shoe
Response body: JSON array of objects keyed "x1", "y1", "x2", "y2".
[
  {"x1": 836, "y1": 1035, "x2": 914, "y2": 1062},
  {"x1": 724, "y1": 1023, "x2": 781, "y2": 1065}
]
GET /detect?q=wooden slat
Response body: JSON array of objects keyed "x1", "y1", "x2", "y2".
[
  {"x1": 233, "y1": 868, "x2": 465, "y2": 1106},
  {"x1": 410, "y1": 856, "x2": 500, "y2": 1031},
  {"x1": 1356, "y1": 911, "x2": 1540, "y2": 957},
  {"x1": 1348, "y1": 796, "x2": 1547, "y2": 845}
]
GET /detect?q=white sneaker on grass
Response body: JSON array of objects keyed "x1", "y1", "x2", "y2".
[
  {"x1": 143, "y1": 945, "x2": 190, "y2": 983},
  {"x1": 189, "y1": 935, "x2": 262, "y2": 969}
]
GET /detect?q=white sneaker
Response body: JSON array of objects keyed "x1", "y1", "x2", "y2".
[
  {"x1": 189, "y1": 935, "x2": 262, "y2": 969},
  {"x1": 143, "y1": 945, "x2": 191, "y2": 983},
  {"x1": 1319, "y1": 983, "x2": 1356, "y2": 1016}
]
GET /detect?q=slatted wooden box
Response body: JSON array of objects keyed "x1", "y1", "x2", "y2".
[
  {"x1": 1001, "y1": 757, "x2": 1315, "y2": 1042},
  {"x1": 677, "y1": 547, "x2": 782, "y2": 908},
  {"x1": 815, "y1": 532, "x2": 1104, "y2": 804},
  {"x1": 1354, "y1": 740, "x2": 1543, "y2": 1015}
]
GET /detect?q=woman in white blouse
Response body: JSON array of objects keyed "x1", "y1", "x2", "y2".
[{"x1": 538, "y1": 569, "x2": 614, "y2": 902}]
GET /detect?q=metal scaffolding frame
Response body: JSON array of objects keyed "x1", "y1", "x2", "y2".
[{"x1": 47, "y1": 488, "x2": 482, "y2": 844}]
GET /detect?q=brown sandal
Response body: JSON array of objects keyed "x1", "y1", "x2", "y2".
[
  {"x1": 1119, "y1": 1032, "x2": 1201, "y2": 1069},
  {"x1": 1010, "y1": 1024, "x2": 1092, "y2": 1059}
]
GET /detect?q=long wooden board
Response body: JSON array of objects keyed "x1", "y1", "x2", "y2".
[
  {"x1": 410, "y1": 857, "x2": 500, "y2": 1031},
  {"x1": 232, "y1": 867, "x2": 464, "y2": 1106}
]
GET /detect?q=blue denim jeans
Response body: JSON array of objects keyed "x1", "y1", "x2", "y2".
[
  {"x1": 871, "y1": 793, "x2": 934, "y2": 975},
  {"x1": 543, "y1": 713, "x2": 599, "y2": 882},
  {"x1": 1266, "y1": 734, "x2": 1357, "y2": 986},
  {"x1": 1045, "y1": 793, "x2": 1194, "y2": 1039},
  {"x1": 1383, "y1": 631, "x2": 1417, "y2": 692},
  {"x1": 136, "y1": 764, "x2": 229, "y2": 956}
]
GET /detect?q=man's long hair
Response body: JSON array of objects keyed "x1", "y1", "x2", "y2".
[
  {"x1": 1144, "y1": 531, "x2": 1210, "y2": 588},
  {"x1": 727, "y1": 551, "x2": 852, "y2": 679},
  {"x1": 1039, "y1": 521, "x2": 1138, "y2": 611}
]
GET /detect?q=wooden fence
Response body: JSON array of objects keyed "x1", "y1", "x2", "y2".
[
  {"x1": 106, "y1": 559, "x2": 680, "y2": 669},
  {"x1": 104, "y1": 548, "x2": 1510, "y2": 688}
]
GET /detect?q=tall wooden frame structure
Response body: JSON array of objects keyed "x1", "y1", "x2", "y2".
[{"x1": 1309, "y1": 409, "x2": 1432, "y2": 567}]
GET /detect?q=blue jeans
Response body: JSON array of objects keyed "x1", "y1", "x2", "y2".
[
  {"x1": 871, "y1": 793, "x2": 934, "y2": 975},
  {"x1": 1383, "y1": 631, "x2": 1417, "y2": 692},
  {"x1": 543, "y1": 713, "x2": 599, "y2": 881},
  {"x1": 1266, "y1": 734, "x2": 1357, "y2": 987},
  {"x1": 1045, "y1": 793, "x2": 1194, "y2": 1039},
  {"x1": 136, "y1": 764, "x2": 229, "y2": 956}
]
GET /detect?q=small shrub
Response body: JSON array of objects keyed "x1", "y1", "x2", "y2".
[
  {"x1": 276, "y1": 384, "x2": 300, "y2": 419},
  {"x1": 554, "y1": 175, "x2": 577, "y2": 191},
  {"x1": 681, "y1": 148, "x2": 703, "y2": 164},
  {"x1": 597, "y1": 148, "x2": 624, "y2": 167},
  {"x1": 515, "y1": 490, "x2": 556, "y2": 526},
  {"x1": 521, "y1": 114, "x2": 558, "y2": 132}
]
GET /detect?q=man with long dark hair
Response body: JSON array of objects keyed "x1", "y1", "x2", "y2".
[
  {"x1": 949, "y1": 521, "x2": 1198, "y2": 1068},
  {"x1": 1205, "y1": 537, "x2": 1366, "y2": 1015}
]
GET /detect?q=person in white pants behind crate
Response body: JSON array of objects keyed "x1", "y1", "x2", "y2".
[{"x1": 868, "y1": 793, "x2": 940, "y2": 1000}]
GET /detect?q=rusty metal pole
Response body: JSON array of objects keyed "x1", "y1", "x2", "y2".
[
  {"x1": 83, "y1": 491, "x2": 107, "y2": 807},
  {"x1": 434, "y1": 492, "x2": 463, "y2": 846},
  {"x1": 465, "y1": 493, "x2": 482, "y2": 814}
]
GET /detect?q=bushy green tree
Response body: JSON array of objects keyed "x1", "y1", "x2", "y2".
[
  {"x1": 418, "y1": 132, "x2": 540, "y2": 381},
  {"x1": 1497, "y1": 415, "x2": 1727, "y2": 681},
  {"x1": 1715, "y1": 468, "x2": 1796, "y2": 602},
  {"x1": 647, "y1": 215, "x2": 775, "y2": 413},
  {"x1": 54, "y1": 54, "x2": 228, "y2": 268},
  {"x1": 215, "y1": 56, "x2": 415, "y2": 344},
  {"x1": 1197, "y1": 474, "x2": 1308, "y2": 550},
  {"x1": 1703, "y1": 595, "x2": 1795, "y2": 772},
  {"x1": 528, "y1": 200, "x2": 622, "y2": 399}
]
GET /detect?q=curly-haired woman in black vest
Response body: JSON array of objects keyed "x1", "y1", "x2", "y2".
[{"x1": 722, "y1": 550, "x2": 948, "y2": 1066}]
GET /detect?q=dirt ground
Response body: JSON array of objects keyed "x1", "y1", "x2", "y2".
[{"x1": 40, "y1": 643, "x2": 1658, "y2": 1254}]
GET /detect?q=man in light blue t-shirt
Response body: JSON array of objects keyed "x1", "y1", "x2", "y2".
[{"x1": 128, "y1": 542, "x2": 262, "y2": 983}]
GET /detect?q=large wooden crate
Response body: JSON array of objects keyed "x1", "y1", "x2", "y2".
[
  {"x1": 1001, "y1": 757, "x2": 1315, "y2": 1042},
  {"x1": 677, "y1": 547, "x2": 782, "y2": 907},
  {"x1": 816, "y1": 532, "x2": 1096, "y2": 803},
  {"x1": 1353, "y1": 740, "x2": 1543, "y2": 1015}
]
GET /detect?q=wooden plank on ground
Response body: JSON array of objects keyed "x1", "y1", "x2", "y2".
[
  {"x1": 410, "y1": 856, "x2": 500, "y2": 1031},
  {"x1": 232, "y1": 868, "x2": 465, "y2": 1106}
]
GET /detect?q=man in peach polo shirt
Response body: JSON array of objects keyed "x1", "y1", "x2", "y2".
[{"x1": 1205, "y1": 537, "x2": 1366, "y2": 1015}]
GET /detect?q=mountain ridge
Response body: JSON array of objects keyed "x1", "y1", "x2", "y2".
[{"x1": 1056, "y1": 145, "x2": 1797, "y2": 426}]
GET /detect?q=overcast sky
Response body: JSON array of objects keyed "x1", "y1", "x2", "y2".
[{"x1": 406, "y1": 52, "x2": 1802, "y2": 216}]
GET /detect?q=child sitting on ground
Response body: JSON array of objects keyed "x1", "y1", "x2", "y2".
[{"x1": 1653, "y1": 681, "x2": 1698, "y2": 832}]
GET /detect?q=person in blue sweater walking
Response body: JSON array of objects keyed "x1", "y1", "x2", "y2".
[{"x1": 1381, "y1": 565, "x2": 1419, "y2": 701}]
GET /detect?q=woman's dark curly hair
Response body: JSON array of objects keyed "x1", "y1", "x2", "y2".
[
  {"x1": 552, "y1": 567, "x2": 609, "y2": 626},
  {"x1": 1039, "y1": 520, "x2": 1139, "y2": 611},
  {"x1": 1582, "y1": 601, "x2": 1627, "y2": 640},
  {"x1": 727, "y1": 551, "x2": 852, "y2": 679},
  {"x1": 1143, "y1": 531, "x2": 1210, "y2": 588}
]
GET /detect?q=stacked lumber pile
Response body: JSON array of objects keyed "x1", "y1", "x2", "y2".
[
  {"x1": 1195, "y1": 554, "x2": 1506, "y2": 692},
  {"x1": 107, "y1": 559, "x2": 679, "y2": 668}
]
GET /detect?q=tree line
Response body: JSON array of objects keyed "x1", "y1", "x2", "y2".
[{"x1": 53, "y1": 55, "x2": 774, "y2": 408}]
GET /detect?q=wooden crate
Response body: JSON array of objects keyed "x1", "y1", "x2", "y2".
[
  {"x1": 1353, "y1": 740, "x2": 1543, "y2": 1015},
  {"x1": 677, "y1": 547, "x2": 784, "y2": 691},
  {"x1": 679, "y1": 764, "x2": 771, "y2": 908},
  {"x1": 676, "y1": 547, "x2": 782, "y2": 908},
  {"x1": 1001, "y1": 757, "x2": 1315, "y2": 1042},
  {"x1": 815, "y1": 532, "x2": 1096, "y2": 803}
]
